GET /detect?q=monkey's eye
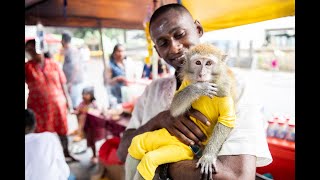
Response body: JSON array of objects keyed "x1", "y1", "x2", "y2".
[
  {"x1": 206, "y1": 61, "x2": 212, "y2": 66},
  {"x1": 196, "y1": 60, "x2": 201, "y2": 65}
]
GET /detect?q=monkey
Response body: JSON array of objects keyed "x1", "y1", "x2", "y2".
[
  {"x1": 170, "y1": 43, "x2": 237, "y2": 179},
  {"x1": 125, "y1": 43, "x2": 237, "y2": 180}
]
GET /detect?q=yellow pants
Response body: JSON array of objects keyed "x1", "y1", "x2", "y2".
[{"x1": 128, "y1": 128, "x2": 194, "y2": 180}]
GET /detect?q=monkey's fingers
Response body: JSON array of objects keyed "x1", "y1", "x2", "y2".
[
  {"x1": 209, "y1": 166, "x2": 213, "y2": 180},
  {"x1": 200, "y1": 163, "x2": 205, "y2": 174},
  {"x1": 209, "y1": 87, "x2": 218, "y2": 93},
  {"x1": 204, "y1": 163, "x2": 209, "y2": 175},
  {"x1": 212, "y1": 162, "x2": 217, "y2": 174},
  {"x1": 196, "y1": 160, "x2": 201, "y2": 168},
  {"x1": 208, "y1": 83, "x2": 217, "y2": 87},
  {"x1": 201, "y1": 171, "x2": 209, "y2": 180}
]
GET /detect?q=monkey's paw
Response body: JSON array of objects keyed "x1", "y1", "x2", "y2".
[
  {"x1": 196, "y1": 154, "x2": 217, "y2": 178},
  {"x1": 194, "y1": 82, "x2": 218, "y2": 98}
]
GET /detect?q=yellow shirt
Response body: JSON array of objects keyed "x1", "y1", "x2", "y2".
[{"x1": 177, "y1": 80, "x2": 236, "y2": 144}]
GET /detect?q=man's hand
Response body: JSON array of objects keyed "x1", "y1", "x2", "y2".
[{"x1": 160, "y1": 108, "x2": 210, "y2": 146}]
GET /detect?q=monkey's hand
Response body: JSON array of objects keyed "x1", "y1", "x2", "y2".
[
  {"x1": 196, "y1": 154, "x2": 217, "y2": 180},
  {"x1": 191, "y1": 82, "x2": 218, "y2": 98}
]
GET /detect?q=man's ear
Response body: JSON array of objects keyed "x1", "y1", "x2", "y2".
[{"x1": 194, "y1": 20, "x2": 204, "y2": 38}]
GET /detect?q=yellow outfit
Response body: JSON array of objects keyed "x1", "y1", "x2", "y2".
[{"x1": 128, "y1": 80, "x2": 236, "y2": 180}]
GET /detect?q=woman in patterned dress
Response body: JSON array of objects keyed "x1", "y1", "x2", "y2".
[{"x1": 25, "y1": 39, "x2": 77, "y2": 162}]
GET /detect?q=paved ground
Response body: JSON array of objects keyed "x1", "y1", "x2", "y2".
[{"x1": 25, "y1": 58, "x2": 295, "y2": 180}]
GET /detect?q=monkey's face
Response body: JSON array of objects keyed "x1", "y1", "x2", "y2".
[{"x1": 188, "y1": 56, "x2": 219, "y2": 82}]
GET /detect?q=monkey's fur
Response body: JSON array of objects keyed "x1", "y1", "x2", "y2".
[{"x1": 169, "y1": 43, "x2": 237, "y2": 179}]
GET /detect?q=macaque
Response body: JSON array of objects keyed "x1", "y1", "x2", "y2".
[
  {"x1": 125, "y1": 43, "x2": 236, "y2": 180},
  {"x1": 170, "y1": 43, "x2": 237, "y2": 179}
]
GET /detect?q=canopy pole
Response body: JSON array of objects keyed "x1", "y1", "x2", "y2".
[{"x1": 98, "y1": 20, "x2": 107, "y2": 70}]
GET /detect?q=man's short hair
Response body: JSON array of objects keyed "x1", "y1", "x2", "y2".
[
  {"x1": 25, "y1": 109, "x2": 36, "y2": 130},
  {"x1": 62, "y1": 32, "x2": 72, "y2": 43},
  {"x1": 149, "y1": 3, "x2": 191, "y2": 31}
]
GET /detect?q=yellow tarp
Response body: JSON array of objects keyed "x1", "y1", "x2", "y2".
[{"x1": 182, "y1": 0, "x2": 295, "y2": 32}]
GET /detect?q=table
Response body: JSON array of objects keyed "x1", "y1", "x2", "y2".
[
  {"x1": 84, "y1": 109, "x2": 130, "y2": 148},
  {"x1": 256, "y1": 137, "x2": 295, "y2": 180}
]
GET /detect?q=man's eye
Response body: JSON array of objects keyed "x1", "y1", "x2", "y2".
[
  {"x1": 158, "y1": 41, "x2": 167, "y2": 47},
  {"x1": 175, "y1": 32, "x2": 185, "y2": 39},
  {"x1": 196, "y1": 61, "x2": 201, "y2": 65}
]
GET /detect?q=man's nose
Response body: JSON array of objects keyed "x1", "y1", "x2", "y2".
[{"x1": 169, "y1": 40, "x2": 182, "y2": 54}]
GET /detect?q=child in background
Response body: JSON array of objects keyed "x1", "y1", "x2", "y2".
[{"x1": 72, "y1": 86, "x2": 98, "y2": 142}]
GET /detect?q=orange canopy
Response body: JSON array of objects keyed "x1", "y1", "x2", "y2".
[{"x1": 182, "y1": 0, "x2": 295, "y2": 32}]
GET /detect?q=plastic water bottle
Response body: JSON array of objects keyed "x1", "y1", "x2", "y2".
[
  {"x1": 275, "y1": 117, "x2": 288, "y2": 139},
  {"x1": 266, "y1": 118, "x2": 277, "y2": 137},
  {"x1": 35, "y1": 22, "x2": 45, "y2": 54},
  {"x1": 285, "y1": 118, "x2": 295, "y2": 142}
]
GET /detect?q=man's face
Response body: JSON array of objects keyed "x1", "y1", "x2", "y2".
[{"x1": 150, "y1": 10, "x2": 203, "y2": 71}]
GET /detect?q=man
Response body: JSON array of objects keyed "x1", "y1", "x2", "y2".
[
  {"x1": 61, "y1": 32, "x2": 86, "y2": 108},
  {"x1": 117, "y1": 3, "x2": 272, "y2": 180},
  {"x1": 25, "y1": 109, "x2": 70, "y2": 180}
]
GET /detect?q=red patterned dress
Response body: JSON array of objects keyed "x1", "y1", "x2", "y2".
[{"x1": 25, "y1": 58, "x2": 68, "y2": 135}]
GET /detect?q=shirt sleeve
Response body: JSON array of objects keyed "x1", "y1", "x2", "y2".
[{"x1": 217, "y1": 96, "x2": 236, "y2": 128}]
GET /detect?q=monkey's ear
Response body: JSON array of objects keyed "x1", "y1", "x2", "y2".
[{"x1": 221, "y1": 54, "x2": 228, "y2": 62}]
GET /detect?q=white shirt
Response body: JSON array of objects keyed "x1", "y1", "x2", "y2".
[
  {"x1": 25, "y1": 132, "x2": 70, "y2": 180},
  {"x1": 126, "y1": 69, "x2": 272, "y2": 167}
]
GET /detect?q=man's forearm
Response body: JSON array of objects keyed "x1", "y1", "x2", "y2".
[{"x1": 169, "y1": 155, "x2": 256, "y2": 180}]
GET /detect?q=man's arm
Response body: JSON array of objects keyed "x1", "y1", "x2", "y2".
[
  {"x1": 169, "y1": 155, "x2": 256, "y2": 180},
  {"x1": 117, "y1": 108, "x2": 210, "y2": 162}
]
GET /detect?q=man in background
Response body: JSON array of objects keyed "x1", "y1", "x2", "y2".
[{"x1": 61, "y1": 32, "x2": 86, "y2": 108}]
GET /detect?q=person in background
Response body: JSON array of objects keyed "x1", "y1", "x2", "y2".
[
  {"x1": 141, "y1": 58, "x2": 170, "y2": 79},
  {"x1": 104, "y1": 44, "x2": 129, "y2": 104},
  {"x1": 61, "y1": 32, "x2": 86, "y2": 108},
  {"x1": 117, "y1": 3, "x2": 272, "y2": 179},
  {"x1": 25, "y1": 39, "x2": 77, "y2": 162},
  {"x1": 25, "y1": 108, "x2": 71, "y2": 180},
  {"x1": 72, "y1": 86, "x2": 98, "y2": 142}
]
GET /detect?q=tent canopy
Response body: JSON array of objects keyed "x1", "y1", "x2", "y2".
[
  {"x1": 25, "y1": 0, "x2": 176, "y2": 29},
  {"x1": 182, "y1": 0, "x2": 295, "y2": 32},
  {"x1": 25, "y1": 0, "x2": 295, "y2": 31}
]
